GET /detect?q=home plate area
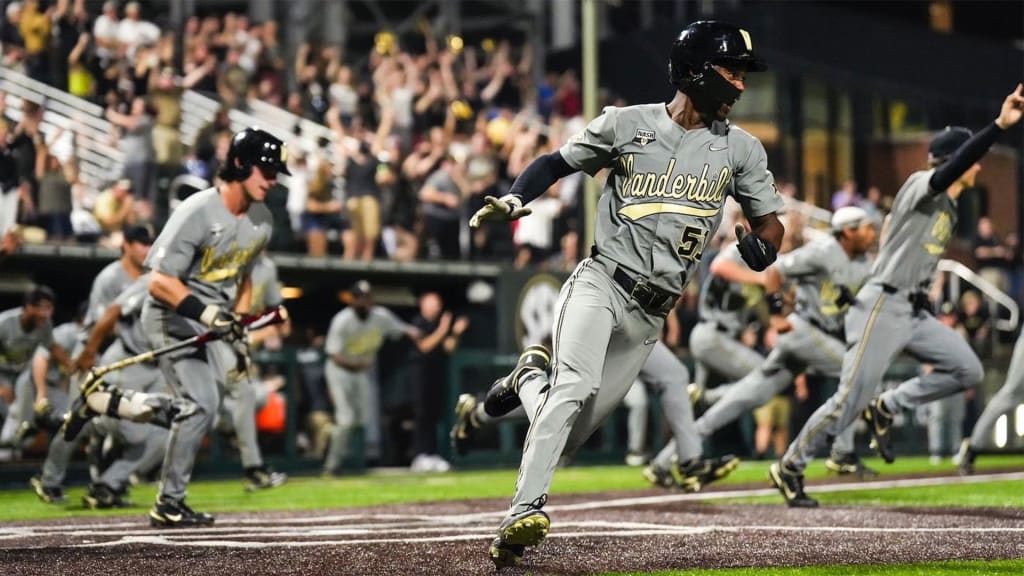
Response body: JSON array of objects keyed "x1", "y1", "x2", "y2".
[{"x1": 4, "y1": 475, "x2": 1024, "y2": 575}]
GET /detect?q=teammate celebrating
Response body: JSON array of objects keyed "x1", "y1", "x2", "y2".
[
  {"x1": 771, "y1": 84, "x2": 1024, "y2": 508},
  {"x1": 692, "y1": 207, "x2": 876, "y2": 475},
  {"x1": 141, "y1": 127, "x2": 287, "y2": 527},
  {"x1": 469, "y1": 21, "x2": 784, "y2": 568}
]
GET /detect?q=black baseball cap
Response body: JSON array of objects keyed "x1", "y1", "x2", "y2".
[
  {"x1": 929, "y1": 126, "x2": 973, "y2": 164},
  {"x1": 124, "y1": 224, "x2": 155, "y2": 245}
]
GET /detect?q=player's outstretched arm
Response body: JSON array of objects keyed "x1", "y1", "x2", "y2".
[
  {"x1": 930, "y1": 83, "x2": 1024, "y2": 192},
  {"x1": 469, "y1": 151, "x2": 578, "y2": 228}
]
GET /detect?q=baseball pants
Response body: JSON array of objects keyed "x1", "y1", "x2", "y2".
[
  {"x1": 783, "y1": 283, "x2": 983, "y2": 471},
  {"x1": 213, "y1": 341, "x2": 265, "y2": 470},
  {"x1": 969, "y1": 333, "x2": 1024, "y2": 449},
  {"x1": 688, "y1": 320, "x2": 765, "y2": 403},
  {"x1": 323, "y1": 363, "x2": 370, "y2": 473},
  {"x1": 695, "y1": 314, "x2": 857, "y2": 459},
  {"x1": 924, "y1": 391, "x2": 965, "y2": 456},
  {"x1": 623, "y1": 380, "x2": 648, "y2": 455},
  {"x1": 505, "y1": 258, "x2": 662, "y2": 519}
]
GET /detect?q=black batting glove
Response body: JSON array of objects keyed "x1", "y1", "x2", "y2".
[
  {"x1": 835, "y1": 285, "x2": 856, "y2": 308},
  {"x1": 736, "y1": 229, "x2": 777, "y2": 272}
]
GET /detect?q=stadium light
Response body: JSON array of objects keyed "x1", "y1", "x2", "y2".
[
  {"x1": 995, "y1": 415, "x2": 1008, "y2": 449},
  {"x1": 1017, "y1": 405, "x2": 1024, "y2": 437}
]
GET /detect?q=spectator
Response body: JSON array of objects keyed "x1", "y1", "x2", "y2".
[
  {"x1": 1, "y1": 3, "x2": 25, "y2": 72},
  {"x1": 217, "y1": 46, "x2": 248, "y2": 108},
  {"x1": 150, "y1": 62, "x2": 215, "y2": 167},
  {"x1": 973, "y1": 217, "x2": 1010, "y2": 291},
  {"x1": 33, "y1": 139, "x2": 73, "y2": 241},
  {"x1": 859, "y1": 185, "x2": 884, "y2": 219},
  {"x1": 0, "y1": 120, "x2": 19, "y2": 234},
  {"x1": 50, "y1": 0, "x2": 90, "y2": 93},
  {"x1": 830, "y1": 179, "x2": 859, "y2": 210},
  {"x1": 18, "y1": 0, "x2": 51, "y2": 83},
  {"x1": 116, "y1": 1, "x2": 159, "y2": 58},
  {"x1": 419, "y1": 154, "x2": 465, "y2": 259},
  {"x1": 301, "y1": 145, "x2": 344, "y2": 256},
  {"x1": 956, "y1": 290, "x2": 991, "y2": 358},
  {"x1": 407, "y1": 292, "x2": 468, "y2": 472},
  {"x1": 92, "y1": 0, "x2": 119, "y2": 63},
  {"x1": 92, "y1": 178, "x2": 134, "y2": 234},
  {"x1": 106, "y1": 97, "x2": 156, "y2": 204},
  {"x1": 328, "y1": 66, "x2": 359, "y2": 125}
]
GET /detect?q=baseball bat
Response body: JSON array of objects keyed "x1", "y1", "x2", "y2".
[{"x1": 85, "y1": 305, "x2": 288, "y2": 381}]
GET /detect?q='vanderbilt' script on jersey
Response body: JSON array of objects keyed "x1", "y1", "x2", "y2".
[{"x1": 560, "y1": 103, "x2": 782, "y2": 295}]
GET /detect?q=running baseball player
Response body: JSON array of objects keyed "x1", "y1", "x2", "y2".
[
  {"x1": 0, "y1": 286, "x2": 71, "y2": 448},
  {"x1": 469, "y1": 21, "x2": 784, "y2": 568},
  {"x1": 451, "y1": 339, "x2": 738, "y2": 491},
  {"x1": 322, "y1": 280, "x2": 420, "y2": 476},
  {"x1": 15, "y1": 304, "x2": 84, "y2": 443},
  {"x1": 688, "y1": 240, "x2": 767, "y2": 397},
  {"x1": 141, "y1": 127, "x2": 285, "y2": 527},
  {"x1": 690, "y1": 206, "x2": 876, "y2": 475},
  {"x1": 957, "y1": 330, "x2": 1024, "y2": 475},
  {"x1": 78, "y1": 274, "x2": 170, "y2": 509},
  {"x1": 32, "y1": 225, "x2": 152, "y2": 503},
  {"x1": 771, "y1": 85, "x2": 1024, "y2": 508}
]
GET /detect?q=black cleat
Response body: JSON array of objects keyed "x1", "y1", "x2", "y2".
[
  {"x1": 489, "y1": 537, "x2": 526, "y2": 569},
  {"x1": 642, "y1": 464, "x2": 677, "y2": 489},
  {"x1": 83, "y1": 483, "x2": 133, "y2": 509},
  {"x1": 863, "y1": 398, "x2": 895, "y2": 464},
  {"x1": 769, "y1": 462, "x2": 819, "y2": 508},
  {"x1": 243, "y1": 466, "x2": 287, "y2": 491},
  {"x1": 29, "y1": 475, "x2": 67, "y2": 504},
  {"x1": 483, "y1": 345, "x2": 551, "y2": 418},
  {"x1": 149, "y1": 496, "x2": 215, "y2": 528},
  {"x1": 955, "y1": 439, "x2": 977, "y2": 476},
  {"x1": 449, "y1": 394, "x2": 481, "y2": 456},
  {"x1": 675, "y1": 455, "x2": 740, "y2": 493},
  {"x1": 825, "y1": 453, "x2": 879, "y2": 478}
]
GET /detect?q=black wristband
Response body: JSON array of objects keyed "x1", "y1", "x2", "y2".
[
  {"x1": 767, "y1": 292, "x2": 785, "y2": 315},
  {"x1": 176, "y1": 294, "x2": 206, "y2": 321}
]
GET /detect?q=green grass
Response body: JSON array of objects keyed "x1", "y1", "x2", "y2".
[
  {"x1": 604, "y1": 559, "x2": 1024, "y2": 575},
  {"x1": 2, "y1": 455, "x2": 1022, "y2": 522}
]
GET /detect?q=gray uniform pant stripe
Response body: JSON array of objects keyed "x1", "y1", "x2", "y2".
[
  {"x1": 508, "y1": 260, "x2": 660, "y2": 518},
  {"x1": 970, "y1": 334, "x2": 1024, "y2": 449},
  {"x1": 784, "y1": 284, "x2": 982, "y2": 471},
  {"x1": 694, "y1": 314, "x2": 856, "y2": 458}
]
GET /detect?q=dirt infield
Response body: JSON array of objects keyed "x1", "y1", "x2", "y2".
[{"x1": 3, "y1": 474, "x2": 1024, "y2": 575}]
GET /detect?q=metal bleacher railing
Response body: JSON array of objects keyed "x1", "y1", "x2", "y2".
[{"x1": 0, "y1": 67, "x2": 124, "y2": 190}]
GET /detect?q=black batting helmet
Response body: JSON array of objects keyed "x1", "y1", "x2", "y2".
[
  {"x1": 218, "y1": 127, "x2": 292, "y2": 182},
  {"x1": 668, "y1": 21, "x2": 766, "y2": 116}
]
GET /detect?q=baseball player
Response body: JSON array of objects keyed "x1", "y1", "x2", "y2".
[
  {"x1": 0, "y1": 286, "x2": 71, "y2": 449},
  {"x1": 78, "y1": 274, "x2": 171, "y2": 509},
  {"x1": 957, "y1": 330, "x2": 1024, "y2": 475},
  {"x1": 689, "y1": 207, "x2": 877, "y2": 475},
  {"x1": 688, "y1": 240, "x2": 767, "y2": 398},
  {"x1": 451, "y1": 340, "x2": 738, "y2": 491},
  {"x1": 32, "y1": 225, "x2": 152, "y2": 503},
  {"x1": 15, "y1": 304, "x2": 84, "y2": 443},
  {"x1": 468, "y1": 21, "x2": 784, "y2": 568},
  {"x1": 215, "y1": 250, "x2": 288, "y2": 491},
  {"x1": 141, "y1": 127, "x2": 285, "y2": 527},
  {"x1": 322, "y1": 280, "x2": 421, "y2": 476},
  {"x1": 771, "y1": 85, "x2": 1024, "y2": 508}
]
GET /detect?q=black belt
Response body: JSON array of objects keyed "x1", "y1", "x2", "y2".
[
  {"x1": 611, "y1": 266, "x2": 678, "y2": 317},
  {"x1": 880, "y1": 284, "x2": 932, "y2": 314}
]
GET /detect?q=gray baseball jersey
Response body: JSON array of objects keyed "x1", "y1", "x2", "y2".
[
  {"x1": 248, "y1": 253, "x2": 283, "y2": 313},
  {"x1": 560, "y1": 104, "x2": 783, "y2": 294},
  {"x1": 325, "y1": 306, "x2": 410, "y2": 365},
  {"x1": 697, "y1": 243, "x2": 760, "y2": 334},
  {"x1": 0, "y1": 307, "x2": 53, "y2": 375},
  {"x1": 871, "y1": 169, "x2": 953, "y2": 291},
  {"x1": 112, "y1": 274, "x2": 151, "y2": 355},
  {"x1": 774, "y1": 235, "x2": 872, "y2": 334},
  {"x1": 144, "y1": 187, "x2": 273, "y2": 337},
  {"x1": 32, "y1": 321, "x2": 80, "y2": 385},
  {"x1": 84, "y1": 260, "x2": 134, "y2": 329}
]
